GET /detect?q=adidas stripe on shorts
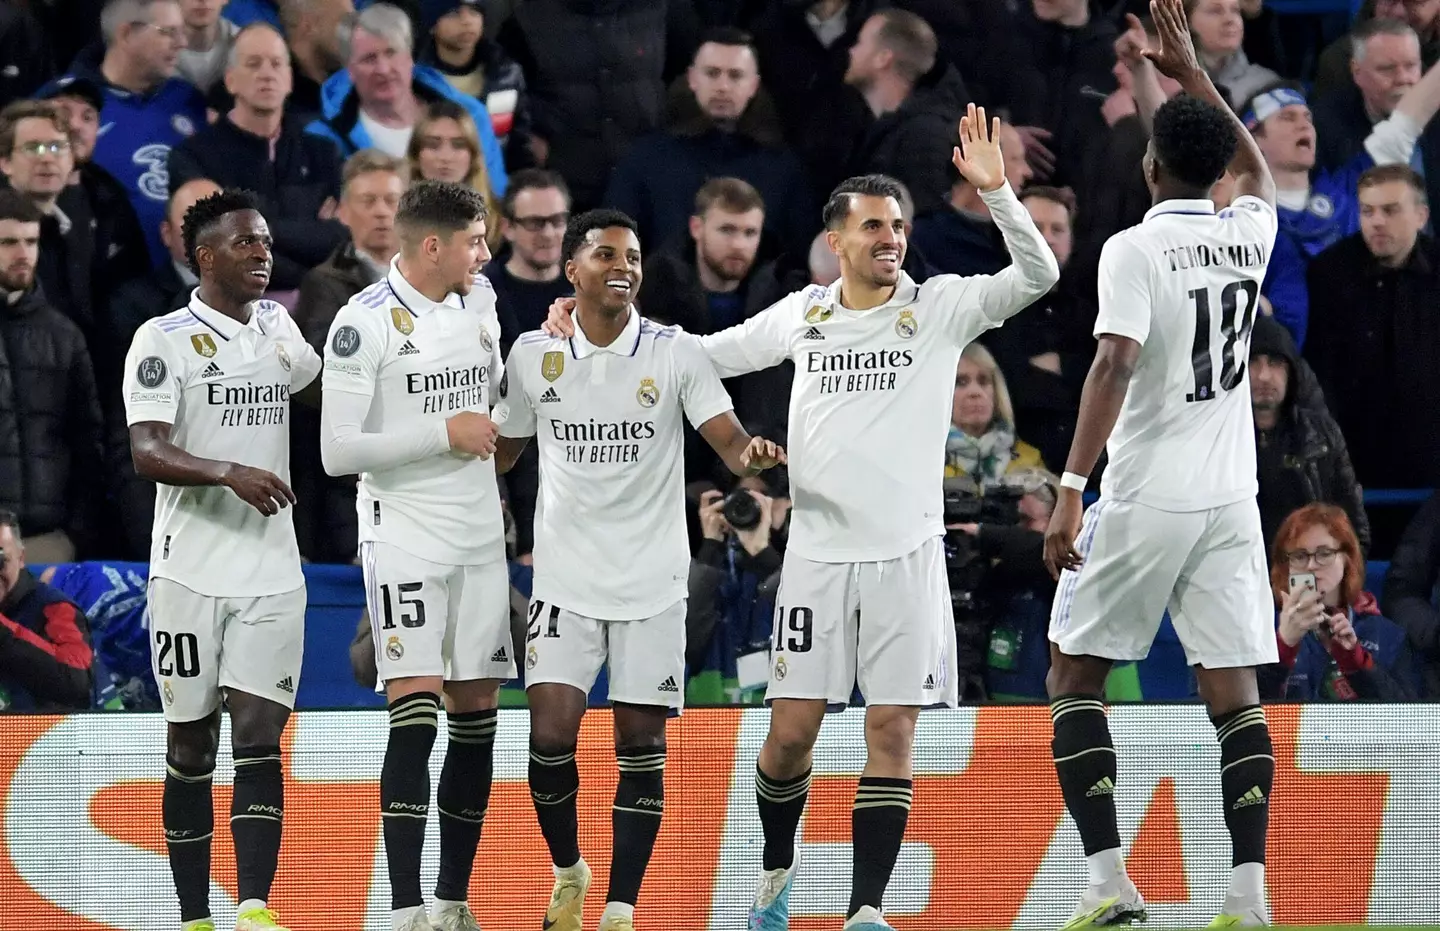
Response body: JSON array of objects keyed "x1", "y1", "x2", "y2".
[
  {"x1": 147, "y1": 578, "x2": 307, "y2": 723},
  {"x1": 360, "y1": 541, "x2": 517, "y2": 690},
  {"x1": 522, "y1": 599, "x2": 688, "y2": 710}
]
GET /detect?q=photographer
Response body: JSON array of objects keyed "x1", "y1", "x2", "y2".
[
  {"x1": 686, "y1": 472, "x2": 789, "y2": 705},
  {"x1": 0, "y1": 511, "x2": 94, "y2": 710},
  {"x1": 945, "y1": 468, "x2": 1059, "y2": 702}
]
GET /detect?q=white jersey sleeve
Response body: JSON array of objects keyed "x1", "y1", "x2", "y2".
[
  {"x1": 123, "y1": 323, "x2": 185, "y2": 425},
  {"x1": 1093, "y1": 235, "x2": 1154, "y2": 345},
  {"x1": 271, "y1": 303, "x2": 322, "y2": 391},
  {"x1": 932, "y1": 182, "x2": 1062, "y2": 348},
  {"x1": 696, "y1": 296, "x2": 796, "y2": 378},
  {"x1": 496, "y1": 339, "x2": 538, "y2": 438},
  {"x1": 674, "y1": 332, "x2": 735, "y2": 428}
]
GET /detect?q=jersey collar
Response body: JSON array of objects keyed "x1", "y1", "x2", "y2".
[
  {"x1": 1144, "y1": 199, "x2": 1217, "y2": 222},
  {"x1": 570, "y1": 306, "x2": 642, "y2": 360},
  {"x1": 823, "y1": 271, "x2": 920, "y2": 313},
  {"x1": 187, "y1": 289, "x2": 264, "y2": 341},
  {"x1": 385, "y1": 259, "x2": 465, "y2": 314}
]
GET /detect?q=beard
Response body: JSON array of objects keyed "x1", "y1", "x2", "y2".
[{"x1": 0, "y1": 267, "x2": 33, "y2": 293}]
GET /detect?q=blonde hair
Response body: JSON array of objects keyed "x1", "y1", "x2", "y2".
[
  {"x1": 960, "y1": 342, "x2": 1016, "y2": 429},
  {"x1": 406, "y1": 100, "x2": 502, "y2": 249}
]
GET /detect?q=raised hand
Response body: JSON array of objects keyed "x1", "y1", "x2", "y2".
[
  {"x1": 952, "y1": 103, "x2": 1006, "y2": 194},
  {"x1": 1142, "y1": 0, "x2": 1203, "y2": 83}
]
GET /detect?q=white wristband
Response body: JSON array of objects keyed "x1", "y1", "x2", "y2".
[{"x1": 1060, "y1": 471, "x2": 1088, "y2": 492}]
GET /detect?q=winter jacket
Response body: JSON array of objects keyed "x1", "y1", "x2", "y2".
[
  {"x1": 1382, "y1": 491, "x2": 1440, "y2": 697},
  {"x1": 0, "y1": 567, "x2": 92, "y2": 710},
  {"x1": 1259, "y1": 594, "x2": 1419, "y2": 701},
  {"x1": 605, "y1": 82, "x2": 815, "y2": 258},
  {"x1": 1249, "y1": 315, "x2": 1369, "y2": 553},
  {"x1": 305, "y1": 64, "x2": 508, "y2": 196},
  {"x1": 847, "y1": 61, "x2": 969, "y2": 217},
  {"x1": 169, "y1": 115, "x2": 347, "y2": 290},
  {"x1": 419, "y1": 35, "x2": 535, "y2": 162},
  {"x1": 0, "y1": 288, "x2": 104, "y2": 548}
]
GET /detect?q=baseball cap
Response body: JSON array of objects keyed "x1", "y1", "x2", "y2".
[
  {"x1": 420, "y1": 0, "x2": 484, "y2": 33},
  {"x1": 35, "y1": 75, "x2": 106, "y2": 112}
]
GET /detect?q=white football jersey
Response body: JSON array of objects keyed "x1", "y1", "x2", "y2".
[
  {"x1": 322, "y1": 264, "x2": 506, "y2": 565},
  {"x1": 496, "y1": 311, "x2": 735, "y2": 620},
  {"x1": 1094, "y1": 195, "x2": 1278, "y2": 511},
  {"x1": 123, "y1": 294, "x2": 321, "y2": 597}
]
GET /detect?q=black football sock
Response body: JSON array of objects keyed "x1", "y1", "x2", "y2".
[
  {"x1": 164, "y1": 756, "x2": 215, "y2": 923},
  {"x1": 231, "y1": 744, "x2": 284, "y2": 906},
  {"x1": 435, "y1": 708, "x2": 497, "y2": 903},
  {"x1": 1050, "y1": 694, "x2": 1122, "y2": 857},
  {"x1": 847, "y1": 776, "x2": 912, "y2": 917},
  {"x1": 381, "y1": 692, "x2": 439, "y2": 910},
  {"x1": 529, "y1": 740, "x2": 581, "y2": 868},
  {"x1": 755, "y1": 765, "x2": 810, "y2": 871},
  {"x1": 605, "y1": 745, "x2": 666, "y2": 905},
  {"x1": 1213, "y1": 705, "x2": 1274, "y2": 869}
]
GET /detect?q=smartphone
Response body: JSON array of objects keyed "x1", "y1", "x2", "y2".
[{"x1": 1289, "y1": 571, "x2": 1317, "y2": 594}]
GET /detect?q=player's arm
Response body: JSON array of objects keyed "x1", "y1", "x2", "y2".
[
  {"x1": 492, "y1": 344, "x2": 538, "y2": 475},
  {"x1": 1043, "y1": 237, "x2": 1150, "y2": 578},
  {"x1": 1143, "y1": 0, "x2": 1274, "y2": 206},
  {"x1": 695, "y1": 413, "x2": 786, "y2": 477},
  {"x1": 678, "y1": 333, "x2": 786, "y2": 475}
]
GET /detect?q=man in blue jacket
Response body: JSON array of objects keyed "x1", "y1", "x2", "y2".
[{"x1": 305, "y1": 2, "x2": 507, "y2": 196}]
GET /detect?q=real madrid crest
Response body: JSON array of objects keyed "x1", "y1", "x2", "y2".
[
  {"x1": 479, "y1": 325, "x2": 493, "y2": 353},
  {"x1": 774, "y1": 656, "x2": 788, "y2": 681},
  {"x1": 191, "y1": 333, "x2": 218, "y2": 358},
  {"x1": 275, "y1": 343, "x2": 291, "y2": 371},
  {"x1": 391, "y1": 307, "x2": 415, "y2": 335},
  {"x1": 895, "y1": 309, "x2": 918, "y2": 339},
  {"x1": 162, "y1": 680, "x2": 175, "y2": 706},
  {"x1": 804, "y1": 304, "x2": 833, "y2": 324},
  {"x1": 526, "y1": 645, "x2": 539, "y2": 670},
  {"x1": 541, "y1": 351, "x2": 565, "y2": 382},
  {"x1": 636, "y1": 377, "x2": 660, "y2": 408},
  {"x1": 385, "y1": 636, "x2": 405, "y2": 661}
]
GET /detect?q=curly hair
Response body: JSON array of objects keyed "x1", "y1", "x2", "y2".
[
  {"x1": 395, "y1": 179, "x2": 488, "y2": 242},
  {"x1": 561, "y1": 208, "x2": 639, "y2": 264},
  {"x1": 822, "y1": 174, "x2": 905, "y2": 230},
  {"x1": 1151, "y1": 95, "x2": 1238, "y2": 190},
  {"x1": 181, "y1": 188, "x2": 261, "y2": 274}
]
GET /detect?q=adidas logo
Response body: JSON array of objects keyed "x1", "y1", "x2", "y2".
[
  {"x1": 922, "y1": 674, "x2": 935, "y2": 690},
  {"x1": 1086, "y1": 777, "x2": 1115, "y2": 797},
  {"x1": 657, "y1": 676, "x2": 679, "y2": 693},
  {"x1": 803, "y1": 326, "x2": 825, "y2": 340},
  {"x1": 398, "y1": 340, "x2": 420, "y2": 356},
  {"x1": 201, "y1": 362, "x2": 224, "y2": 378},
  {"x1": 1233, "y1": 786, "x2": 1266, "y2": 810},
  {"x1": 540, "y1": 387, "x2": 561, "y2": 403},
  {"x1": 275, "y1": 676, "x2": 294, "y2": 694},
  {"x1": 491, "y1": 646, "x2": 508, "y2": 662}
]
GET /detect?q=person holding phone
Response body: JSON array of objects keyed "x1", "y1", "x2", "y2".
[{"x1": 1266, "y1": 503, "x2": 1419, "y2": 701}]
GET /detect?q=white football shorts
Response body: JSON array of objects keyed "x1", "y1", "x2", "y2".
[
  {"x1": 360, "y1": 541, "x2": 517, "y2": 689},
  {"x1": 523, "y1": 598, "x2": 687, "y2": 710},
  {"x1": 147, "y1": 578, "x2": 307, "y2": 723},
  {"x1": 1049, "y1": 497, "x2": 1278, "y2": 668},
  {"x1": 765, "y1": 536, "x2": 959, "y2": 708}
]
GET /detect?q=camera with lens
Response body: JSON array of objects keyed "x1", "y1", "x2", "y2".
[
  {"x1": 722, "y1": 489, "x2": 763, "y2": 532},
  {"x1": 942, "y1": 477, "x2": 1025, "y2": 613}
]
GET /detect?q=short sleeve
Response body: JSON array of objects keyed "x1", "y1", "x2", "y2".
[
  {"x1": 273, "y1": 303, "x2": 322, "y2": 390},
  {"x1": 322, "y1": 301, "x2": 383, "y2": 395},
  {"x1": 1093, "y1": 235, "x2": 1153, "y2": 346},
  {"x1": 495, "y1": 342, "x2": 537, "y2": 438},
  {"x1": 123, "y1": 324, "x2": 183, "y2": 426},
  {"x1": 1219, "y1": 195, "x2": 1280, "y2": 247},
  {"x1": 673, "y1": 332, "x2": 735, "y2": 429}
]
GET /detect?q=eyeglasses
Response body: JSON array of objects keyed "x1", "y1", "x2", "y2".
[
  {"x1": 14, "y1": 140, "x2": 70, "y2": 158},
  {"x1": 132, "y1": 21, "x2": 183, "y2": 40},
  {"x1": 1285, "y1": 546, "x2": 1340, "y2": 569},
  {"x1": 511, "y1": 212, "x2": 569, "y2": 233}
]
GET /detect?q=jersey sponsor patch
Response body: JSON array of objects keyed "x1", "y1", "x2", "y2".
[
  {"x1": 331, "y1": 325, "x2": 362, "y2": 357},
  {"x1": 136, "y1": 356, "x2": 167, "y2": 388}
]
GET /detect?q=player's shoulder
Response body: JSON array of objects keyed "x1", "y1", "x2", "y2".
[
  {"x1": 509, "y1": 327, "x2": 564, "y2": 359},
  {"x1": 140, "y1": 306, "x2": 204, "y2": 343},
  {"x1": 1098, "y1": 225, "x2": 1152, "y2": 266},
  {"x1": 334, "y1": 280, "x2": 392, "y2": 328},
  {"x1": 252, "y1": 298, "x2": 295, "y2": 328},
  {"x1": 639, "y1": 316, "x2": 683, "y2": 343},
  {"x1": 765, "y1": 283, "x2": 833, "y2": 328}
]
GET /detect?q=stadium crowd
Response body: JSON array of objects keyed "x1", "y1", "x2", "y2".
[{"x1": 0, "y1": 0, "x2": 1437, "y2": 710}]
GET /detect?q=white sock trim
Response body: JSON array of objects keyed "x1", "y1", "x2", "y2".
[
  {"x1": 1231, "y1": 861, "x2": 1266, "y2": 900},
  {"x1": 1086, "y1": 847, "x2": 1126, "y2": 887}
]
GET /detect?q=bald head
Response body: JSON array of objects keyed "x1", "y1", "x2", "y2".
[{"x1": 163, "y1": 178, "x2": 222, "y2": 263}]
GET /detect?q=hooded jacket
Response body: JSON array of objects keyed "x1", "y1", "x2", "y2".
[
  {"x1": 305, "y1": 63, "x2": 508, "y2": 196},
  {"x1": 1250, "y1": 314, "x2": 1369, "y2": 552}
]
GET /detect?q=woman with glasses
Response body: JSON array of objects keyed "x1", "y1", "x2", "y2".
[
  {"x1": 405, "y1": 99, "x2": 503, "y2": 251},
  {"x1": 1264, "y1": 503, "x2": 1418, "y2": 700}
]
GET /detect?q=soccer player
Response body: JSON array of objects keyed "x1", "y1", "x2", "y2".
[
  {"x1": 491, "y1": 208, "x2": 784, "y2": 931},
  {"x1": 545, "y1": 111, "x2": 1059, "y2": 931},
  {"x1": 123, "y1": 189, "x2": 321, "y2": 931},
  {"x1": 319, "y1": 180, "x2": 512, "y2": 931},
  {"x1": 1042, "y1": 1, "x2": 1279, "y2": 927}
]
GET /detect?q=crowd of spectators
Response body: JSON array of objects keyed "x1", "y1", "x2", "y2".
[{"x1": 0, "y1": 0, "x2": 1438, "y2": 708}]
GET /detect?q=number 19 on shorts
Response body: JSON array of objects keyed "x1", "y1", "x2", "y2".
[{"x1": 772, "y1": 606, "x2": 814, "y2": 653}]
